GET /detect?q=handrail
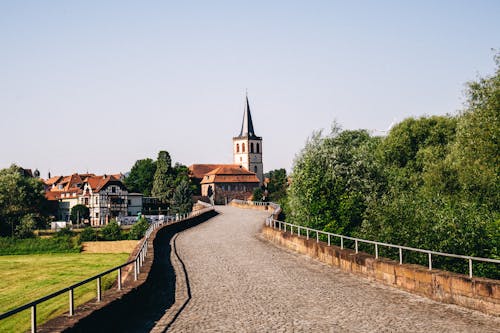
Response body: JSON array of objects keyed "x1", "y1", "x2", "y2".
[
  {"x1": 0, "y1": 206, "x2": 214, "y2": 332},
  {"x1": 232, "y1": 199, "x2": 499, "y2": 279},
  {"x1": 268, "y1": 218, "x2": 500, "y2": 279}
]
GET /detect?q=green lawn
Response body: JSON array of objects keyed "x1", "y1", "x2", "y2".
[{"x1": 0, "y1": 253, "x2": 129, "y2": 332}]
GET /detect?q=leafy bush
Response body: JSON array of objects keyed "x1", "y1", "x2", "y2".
[
  {"x1": 15, "y1": 214, "x2": 37, "y2": 239},
  {"x1": 55, "y1": 227, "x2": 74, "y2": 238},
  {"x1": 100, "y1": 220, "x2": 123, "y2": 241},
  {"x1": 128, "y1": 217, "x2": 150, "y2": 240},
  {"x1": 79, "y1": 227, "x2": 98, "y2": 242}
]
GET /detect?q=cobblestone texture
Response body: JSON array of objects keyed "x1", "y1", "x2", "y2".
[{"x1": 166, "y1": 206, "x2": 500, "y2": 332}]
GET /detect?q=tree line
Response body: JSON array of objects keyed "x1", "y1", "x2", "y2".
[
  {"x1": 284, "y1": 55, "x2": 499, "y2": 278},
  {"x1": 125, "y1": 150, "x2": 194, "y2": 214}
]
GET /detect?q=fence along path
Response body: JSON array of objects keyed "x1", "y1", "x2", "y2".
[
  {"x1": 0, "y1": 206, "x2": 214, "y2": 333},
  {"x1": 165, "y1": 205, "x2": 500, "y2": 332}
]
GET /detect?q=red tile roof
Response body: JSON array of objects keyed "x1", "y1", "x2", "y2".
[
  {"x1": 200, "y1": 166, "x2": 260, "y2": 184},
  {"x1": 84, "y1": 175, "x2": 123, "y2": 192},
  {"x1": 43, "y1": 172, "x2": 124, "y2": 200},
  {"x1": 189, "y1": 164, "x2": 238, "y2": 179}
]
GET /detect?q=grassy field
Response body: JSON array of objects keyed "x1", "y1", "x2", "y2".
[{"x1": 0, "y1": 252, "x2": 129, "y2": 332}]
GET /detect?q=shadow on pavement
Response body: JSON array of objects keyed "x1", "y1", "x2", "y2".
[{"x1": 64, "y1": 211, "x2": 217, "y2": 333}]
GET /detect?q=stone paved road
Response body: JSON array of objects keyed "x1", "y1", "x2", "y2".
[{"x1": 166, "y1": 206, "x2": 500, "y2": 332}]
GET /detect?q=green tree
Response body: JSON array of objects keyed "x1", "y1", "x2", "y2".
[
  {"x1": 70, "y1": 204, "x2": 90, "y2": 224},
  {"x1": 359, "y1": 55, "x2": 500, "y2": 276},
  {"x1": 266, "y1": 168, "x2": 288, "y2": 202},
  {"x1": 448, "y1": 54, "x2": 500, "y2": 210},
  {"x1": 172, "y1": 179, "x2": 193, "y2": 213},
  {"x1": 101, "y1": 220, "x2": 122, "y2": 241},
  {"x1": 152, "y1": 151, "x2": 175, "y2": 202},
  {"x1": 124, "y1": 158, "x2": 157, "y2": 196},
  {"x1": 0, "y1": 165, "x2": 48, "y2": 237},
  {"x1": 15, "y1": 214, "x2": 36, "y2": 239},
  {"x1": 286, "y1": 125, "x2": 383, "y2": 235},
  {"x1": 252, "y1": 187, "x2": 264, "y2": 201},
  {"x1": 128, "y1": 217, "x2": 149, "y2": 240}
]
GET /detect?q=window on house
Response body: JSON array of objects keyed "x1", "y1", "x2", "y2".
[
  {"x1": 128, "y1": 200, "x2": 131, "y2": 205},
  {"x1": 257, "y1": 143, "x2": 260, "y2": 153},
  {"x1": 250, "y1": 142, "x2": 254, "y2": 153},
  {"x1": 95, "y1": 197, "x2": 98, "y2": 204},
  {"x1": 96, "y1": 212, "x2": 99, "y2": 218},
  {"x1": 111, "y1": 186, "x2": 116, "y2": 193},
  {"x1": 236, "y1": 143, "x2": 240, "y2": 153},
  {"x1": 254, "y1": 166, "x2": 258, "y2": 173},
  {"x1": 84, "y1": 198, "x2": 89, "y2": 205},
  {"x1": 242, "y1": 143, "x2": 245, "y2": 152}
]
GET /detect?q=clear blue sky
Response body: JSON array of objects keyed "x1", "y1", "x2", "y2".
[{"x1": 1, "y1": 1, "x2": 499, "y2": 177}]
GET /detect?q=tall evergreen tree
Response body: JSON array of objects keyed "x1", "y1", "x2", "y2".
[
  {"x1": 151, "y1": 151, "x2": 174, "y2": 202},
  {"x1": 172, "y1": 179, "x2": 193, "y2": 213}
]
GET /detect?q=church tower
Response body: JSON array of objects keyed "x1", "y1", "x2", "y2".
[{"x1": 233, "y1": 95, "x2": 263, "y2": 184}]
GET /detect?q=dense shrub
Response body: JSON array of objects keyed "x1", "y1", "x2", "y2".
[
  {"x1": 100, "y1": 220, "x2": 123, "y2": 241},
  {"x1": 79, "y1": 227, "x2": 98, "y2": 242},
  {"x1": 128, "y1": 217, "x2": 150, "y2": 240},
  {"x1": 55, "y1": 227, "x2": 74, "y2": 238},
  {"x1": 15, "y1": 214, "x2": 37, "y2": 239}
]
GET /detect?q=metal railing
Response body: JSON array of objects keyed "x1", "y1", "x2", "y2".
[
  {"x1": 268, "y1": 218, "x2": 500, "y2": 279},
  {"x1": 0, "y1": 206, "x2": 214, "y2": 333}
]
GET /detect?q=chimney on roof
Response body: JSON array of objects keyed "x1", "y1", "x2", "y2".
[{"x1": 103, "y1": 174, "x2": 107, "y2": 179}]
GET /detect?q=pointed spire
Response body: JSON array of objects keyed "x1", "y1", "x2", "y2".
[{"x1": 239, "y1": 94, "x2": 258, "y2": 138}]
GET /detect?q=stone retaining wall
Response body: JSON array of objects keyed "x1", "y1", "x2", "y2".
[{"x1": 262, "y1": 225, "x2": 500, "y2": 316}]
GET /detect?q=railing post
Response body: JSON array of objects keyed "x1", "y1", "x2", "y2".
[
  {"x1": 355, "y1": 240, "x2": 358, "y2": 253},
  {"x1": 97, "y1": 277, "x2": 102, "y2": 302},
  {"x1": 316, "y1": 231, "x2": 319, "y2": 243},
  {"x1": 134, "y1": 260, "x2": 138, "y2": 281},
  {"x1": 328, "y1": 234, "x2": 330, "y2": 246},
  {"x1": 428, "y1": 253, "x2": 432, "y2": 270},
  {"x1": 341, "y1": 237, "x2": 344, "y2": 250},
  {"x1": 399, "y1": 247, "x2": 403, "y2": 265},
  {"x1": 31, "y1": 305, "x2": 36, "y2": 333},
  {"x1": 69, "y1": 288, "x2": 74, "y2": 316},
  {"x1": 375, "y1": 244, "x2": 378, "y2": 259},
  {"x1": 306, "y1": 229, "x2": 309, "y2": 240},
  {"x1": 117, "y1": 267, "x2": 122, "y2": 291},
  {"x1": 469, "y1": 259, "x2": 473, "y2": 278}
]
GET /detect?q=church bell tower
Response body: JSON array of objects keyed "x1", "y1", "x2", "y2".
[{"x1": 233, "y1": 95, "x2": 263, "y2": 184}]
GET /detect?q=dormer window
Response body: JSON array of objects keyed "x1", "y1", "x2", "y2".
[{"x1": 111, "y1": 186, "x2": 116, "y2": 193}]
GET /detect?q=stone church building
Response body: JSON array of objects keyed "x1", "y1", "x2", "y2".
[{"x1": 189, "y1": 96, "x2": 263, "y2": 204}]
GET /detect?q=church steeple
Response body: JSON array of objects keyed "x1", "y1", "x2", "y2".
[
  {"x1": 239, "y1": 95, "x2": 259, "y2": 139},
  {"x1": 233, "y1": 94, "x2": 264, "y2": 184}
]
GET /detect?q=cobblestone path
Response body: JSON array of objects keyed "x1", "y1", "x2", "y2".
[{"x1": 165, "y1": 206, "x2": 500, "y2": 332}]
